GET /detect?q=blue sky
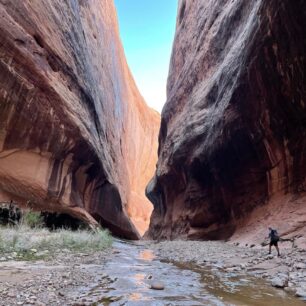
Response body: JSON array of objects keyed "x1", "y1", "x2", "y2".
[{"x1": 114, "y1": 0, "x2": 178, "y2": 113}]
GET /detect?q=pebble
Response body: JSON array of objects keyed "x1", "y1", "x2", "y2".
[
  {"x1": 7, "y1": 292, "x2": 16, "y2": 298},
  {"x1": 294, "y1": 262, "x2": 306, "y2": 270},
  {"x1": 150, "y1": 282, "x2": 165, "y2": 290},
  {"x1": 36, "y1": 250, "x2": 49, "y2": 257}
]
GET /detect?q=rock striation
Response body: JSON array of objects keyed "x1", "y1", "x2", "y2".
[
  {"x1": 147, "y1": 0, "x2": 306, "y2": 240},
  {"x1": 0, "y1": 0, "x2": 159, "y2": 239}
]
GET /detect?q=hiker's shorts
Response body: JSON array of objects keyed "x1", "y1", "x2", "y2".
[{"x1": 270, "y1": 240, "x2": 278, "y2": 246}]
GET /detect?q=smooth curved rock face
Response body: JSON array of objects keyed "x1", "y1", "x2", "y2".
[
  {"x1": 147, "y1": 0, "x2": 306, "y2": 240},
  {"x1": 0, "y1": 0, "x2": 159, "y2": 239}
]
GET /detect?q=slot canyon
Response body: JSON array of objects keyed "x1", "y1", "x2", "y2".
[
  {"x1": 0, "y1": 0, "x2": 306, "y2": 244},
  {"x1": 1, "y1": 0, "x2": 306, "y2": 305}
]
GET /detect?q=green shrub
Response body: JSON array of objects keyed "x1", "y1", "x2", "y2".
[{"x1": 21, "y1": 211, "x2": 44, "y2": 228}]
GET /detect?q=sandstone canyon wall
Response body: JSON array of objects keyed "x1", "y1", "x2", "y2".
[
  {"x1": 147, "y1": 0, "x2": 306, "y2": 243},
  {"x1": 0, "y1": 0, "x2": 159, "y2": 239}
]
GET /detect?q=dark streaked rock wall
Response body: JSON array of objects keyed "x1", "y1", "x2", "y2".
[{"x1": 147, "y1": 0, "x2": 306, "y2": 240}]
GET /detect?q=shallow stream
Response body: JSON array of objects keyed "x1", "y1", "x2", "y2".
[{"x1": 76, "y1": 240, "x2": 304, "y2": 305}]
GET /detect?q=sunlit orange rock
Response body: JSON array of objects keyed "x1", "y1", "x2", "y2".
[
  {"x1": 0, "y1": 0, "x2": 159, "y2": 239},
  {"x1": 147, "y1": 0, "x2": 306, "y2": 241}
]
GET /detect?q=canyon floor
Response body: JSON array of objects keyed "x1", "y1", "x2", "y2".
[
  {"x1": 0, "y1": 239, "x2": 305, "y2": 305},
  {"x1": 150, "y1": 240, "x2": 306, "y2": 302}
]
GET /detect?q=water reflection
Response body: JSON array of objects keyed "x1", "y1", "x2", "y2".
[
  {"x1": 138, "y1": 249, "x2": 155, "y2": 261},
  {"x1": 128, "y1": 292, "x2": 150, "y2": 302},
  {"x1": 133, "y1": 273, "x2": 145, "y2": 286}
]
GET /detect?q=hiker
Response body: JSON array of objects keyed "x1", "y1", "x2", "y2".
[{"x1": 268, "y1": 227, "x2": 280, "y2": 256}]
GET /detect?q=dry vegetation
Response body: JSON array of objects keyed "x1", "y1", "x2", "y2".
[{"x1": 0, "y1": 211, "x2": 112, "y2": 260}]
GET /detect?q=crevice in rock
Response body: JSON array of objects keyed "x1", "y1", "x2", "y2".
[
  {"x1": 179, "y1": 1, "x2": 186, "y2": 25},
  {"x1": 47, "y1": 54, "x2": 61, "y2": 72},
  {"x1": 33, "y1": 33, "x2": 45, "y2": 48},
  {"x1": 42, "y1": 212, "x2": 88, "y2": 230},
  {"x1": 14, "y1": 38, "x2": 26, "y2": 46}
]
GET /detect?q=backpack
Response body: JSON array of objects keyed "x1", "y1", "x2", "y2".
[{"x1": 270, "y1": 229, "x2": 279, "y2": 242}]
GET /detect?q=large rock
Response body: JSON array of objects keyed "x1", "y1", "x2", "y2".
[
  {"x1": 271, "y1": 276, "x2": 288, "y2": 288},
  {"x1": 0, "y1": 0, "x2": 159, "y2": 239},
  {"x1": 147, "y1": 0, "x2": 306, "y2": 240},
  {"x1": 296, "y1": 287, "x2": 306, "y2": 299}
]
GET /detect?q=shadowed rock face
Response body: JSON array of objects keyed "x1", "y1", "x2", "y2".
[
  {"x1": 147, "y1": 0, "x2": 306, "y2": 240},
  {"x1": 0, "y1": 0, "x2": 159, "y2": 239}
]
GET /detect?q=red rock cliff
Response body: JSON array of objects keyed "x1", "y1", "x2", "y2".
[
  {"x1": 147, "y1": 0, "x2": 306, "y2": 242},
  {"x1": 0, "y1": 0, "x2": 159, "y2": 239}
]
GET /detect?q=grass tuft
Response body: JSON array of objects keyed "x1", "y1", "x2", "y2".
[
  {"x1": 0, "y1": 225, "x2": 112, "y2": 260},
  {"x1": 21, "y1": 211, "x2": 44, "y2": 228}
]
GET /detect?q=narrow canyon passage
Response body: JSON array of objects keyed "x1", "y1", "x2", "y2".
[
  {"x1": 1, "y1": 0, "x2": 305, "y2": 244},
  {"x1": 0, "y1": 0, "x2": 306, "y2": 304}
]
